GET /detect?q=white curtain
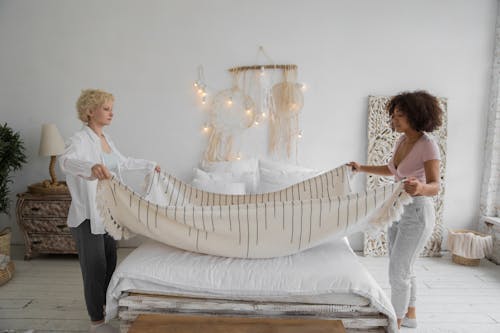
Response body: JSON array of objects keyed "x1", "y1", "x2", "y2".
[{"x1": 480, "y1": 5, "x2": 500, "y2": 218}]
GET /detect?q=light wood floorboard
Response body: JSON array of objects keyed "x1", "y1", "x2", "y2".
[
  {"x1": 0, "y1": 245, "x2": 499, "y2": 332},
  {"x1": 357, "y1": 252, "x2": 500, "y2": 332}
]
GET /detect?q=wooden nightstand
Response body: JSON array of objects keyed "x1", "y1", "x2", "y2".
[{"x1": 16, "y1": 192, "x2": 77, "y2": 260}]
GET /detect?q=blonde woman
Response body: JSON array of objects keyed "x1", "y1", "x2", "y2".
[
  {"x1": 59, "y1": 89, "x2": 160, "y2": 333},
  {"x1": 349, "y1": 90, "x2": 442, "y2": 330}
]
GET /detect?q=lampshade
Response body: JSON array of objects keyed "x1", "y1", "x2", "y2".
[{"x1": 39, "y1": 123, "x2": 65, "y2": 156}]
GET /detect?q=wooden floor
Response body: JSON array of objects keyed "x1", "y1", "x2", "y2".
[{"x1": 0, "y1": 245, "x2": 499, "y2": 333}]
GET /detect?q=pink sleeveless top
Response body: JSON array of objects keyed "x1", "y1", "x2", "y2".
[{"x1": 388, "y1": 133, "x2": 440, "y2": 182}]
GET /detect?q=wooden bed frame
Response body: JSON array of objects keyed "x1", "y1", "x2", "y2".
[{"x1": 118, "y1": 293, "x2": 390, "y2": 333}]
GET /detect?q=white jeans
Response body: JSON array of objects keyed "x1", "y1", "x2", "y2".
[{"x1": 388, "y1": 196, "x2": 435, "y2": 319}]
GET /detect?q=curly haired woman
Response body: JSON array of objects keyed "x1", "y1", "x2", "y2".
[{"x1": 349, "y1": 90, "x2": 443, "y2": 330}]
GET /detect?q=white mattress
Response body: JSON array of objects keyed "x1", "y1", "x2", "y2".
[{"x1": 106, "y1": 238, "x2": 397, "y2": 332}]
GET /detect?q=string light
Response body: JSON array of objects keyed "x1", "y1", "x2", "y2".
[
  {"x1": 194, "y1": 66, "x2": 210, "y2": 106},
  {"x1": 193, "y1": 61, "x2": 306, "y2": 161}
]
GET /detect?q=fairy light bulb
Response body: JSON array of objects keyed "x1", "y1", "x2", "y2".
[
  {"x1": 236, "y1": 152, "x2": 242, "y2": 161},
  {"x1": 261, "y1": 112, "x2": 267, "y2": 118},
  {"x1": 227, "y1": 96, "x2": 233, "y2": 106},
  {"x1": 193, "y1": 82, "x2": 198, "y2": 88},
  {"x1": 246, "y1": 108, "x2": 252, "y2": 115},
  {"x1": 202, "y1": 123, "x2": 210, "y2": 133},
  {"x1": 254, "y1": 120, "x2": 259, "y2": 126},
  {"x1": 300, "y1": 83, "x2": 307, "y2": 91},
  {"x1": 201, "y1": 96, "x2": 207, "y2": 104},
  {"x1": 297, "y1": 130, "x2": 303, "y2": 139},
  {"x1": 260, "y1": 66, "x2": 265, "y2": 76}
]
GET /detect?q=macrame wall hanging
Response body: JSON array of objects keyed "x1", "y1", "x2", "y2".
[
  {"x1": 267, "y1": 65, "x2": 303, "y2": 159},
  {"x1": 363, "y1": 95, "x2": 448, "y2": 257},
  {"x1": 194, "y1": 47, "x2": 305, "y2": 162}
]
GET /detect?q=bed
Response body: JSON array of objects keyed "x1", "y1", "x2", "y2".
[{"x1": 105, "y1": 238, "x2": 397, "y2": 333}]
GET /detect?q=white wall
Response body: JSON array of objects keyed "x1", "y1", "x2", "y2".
[{"x1": 0, "y1": 0, "x2": 496, "y2": 250}]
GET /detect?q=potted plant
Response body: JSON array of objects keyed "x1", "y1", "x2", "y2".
[
  {"x1": 0, "y1": 123, "x2": 27, "y2": 216},
  {"x1": 0, "y1": 123, "x2": 26, "y2": 284}
]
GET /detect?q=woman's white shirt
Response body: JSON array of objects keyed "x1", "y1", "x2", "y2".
[{"x1": 59, "y1": 126, "x2": 155, "y2": 234}]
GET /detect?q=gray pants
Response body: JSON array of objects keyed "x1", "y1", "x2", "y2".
[
  {"x1": 388, "y1": 196, "x2": 434, "y2": 319},
  {"x1": 70, "y1": 220, "x2": 117, "y2": 322}
]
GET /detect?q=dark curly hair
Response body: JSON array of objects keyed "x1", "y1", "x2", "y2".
[{"x1": 387, "y1": 90, "x2": 443, "y2": 132}]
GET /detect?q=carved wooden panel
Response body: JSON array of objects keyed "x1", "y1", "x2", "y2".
[{"x1": 363, "y1": 95, "x2": 448, "y2": 257}]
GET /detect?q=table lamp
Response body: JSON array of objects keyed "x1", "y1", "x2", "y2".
[{"x1": 28, "y1": 123, "x2": 68, "y2": 194}]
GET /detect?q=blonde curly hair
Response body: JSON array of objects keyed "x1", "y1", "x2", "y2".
[{"x1": 76, "y1": 89, "x2": 115, "y2": 123}]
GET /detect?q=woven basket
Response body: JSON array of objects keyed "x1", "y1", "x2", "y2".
[
  {"x1": 0, "y1": 227, "x2": 11, "y2": 257},
  {"x1": 0, "y1": 260, "x2": 14, "y2": 286},
  {"x1": 448, "y1": 229, "x2": 492, "y2": 266},
  {"x1": 452, "y1": 254, "x2": 480, "y2": 266}
]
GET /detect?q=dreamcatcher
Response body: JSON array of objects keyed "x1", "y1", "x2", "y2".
[
  {"x1": 195, "y1": 47, "x2": 305, "y2": 162},
  {"x1": 204, "y1": 71, "x2": 256, "y2": 161}
]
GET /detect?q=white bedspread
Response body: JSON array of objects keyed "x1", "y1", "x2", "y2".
[{"x1": 106, "y1": 238, "x2": 397, "y2": 332}]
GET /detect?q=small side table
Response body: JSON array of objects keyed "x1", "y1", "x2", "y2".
[
  {"x1": 16, "y1": 192, "x2": 77, "y2": 260},
  {"x1": 481, "y1": 216, "x2": 500, "y2": 265}
]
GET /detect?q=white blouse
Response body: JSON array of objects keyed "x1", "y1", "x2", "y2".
[{"x1": 59, "y1": 126, "x2": 156, "y2": 234}]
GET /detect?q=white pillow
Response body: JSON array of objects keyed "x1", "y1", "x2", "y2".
[
  {"x1": 257, "y1": 160, "x2": 319, "y2": 193},
  {"x1": 191, "y1": 178, "x2": 246, "y2": 195},
  {"x1": 259, "y1": 159, "x2": 316, "y2": 173},
  {"x1": 201, "y1": 158, "x2": 258, "y2": 174},
  {"x1": 199, "y1": 159, "x2": 259, "y2": 193},
  {"x1": 193, "y1": 168, "x2": 232, "y2": 182}
]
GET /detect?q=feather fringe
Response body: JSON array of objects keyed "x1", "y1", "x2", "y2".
[
  {"x1": 366, "y1": 183, "x2": 413, "y2": 235},
  {"x1": 96, "y1": 179, "x2": 135, "y2": 241}
]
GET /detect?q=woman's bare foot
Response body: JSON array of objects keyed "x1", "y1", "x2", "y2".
[{"x1": 406, "y1": 306, "x2": 416, "y2": 319}]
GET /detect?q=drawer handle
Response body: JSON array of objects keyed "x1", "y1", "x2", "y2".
[
  {"x1": 31, "y1": 207, "x2": 40, "y2": 212},
  {"x1": 57, "y1": 225, "x2": 67, "y2": 229}
]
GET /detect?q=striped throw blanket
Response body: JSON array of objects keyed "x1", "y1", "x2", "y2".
[{"x1": 97, "y1": 165, "x2": 411, "y2": 258}]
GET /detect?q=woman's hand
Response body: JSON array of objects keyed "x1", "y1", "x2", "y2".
[
  {"x1": 404, "y1": 177, "x2": 423, "y2": 196},
  {"x1": 347, "y1": 161, "x2": 361, "y2": 173},
  {"x1": 154, "y1": 165, "x2": 161, "y2": 173},
  {"x1": 91, "y1": 164, "x2": 111, "y2": 180}
]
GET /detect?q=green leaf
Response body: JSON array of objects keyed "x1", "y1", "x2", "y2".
[{"x1": 0, "y1": 123, "x2": 27, "y2": 215}]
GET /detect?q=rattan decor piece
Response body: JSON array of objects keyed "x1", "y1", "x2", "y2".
[
  {"x1": 452, "y1": 254, "x2": 480, "y2": 266},
  {"x1": 447, "y1": 229, "x2": 492, "y2": 266},
  {"x1": 0, "y1": 260, "x2": 14, "y2": 286},
  {"x1": 0, "y1": 227, "x2": 11, "y2": 257}
]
